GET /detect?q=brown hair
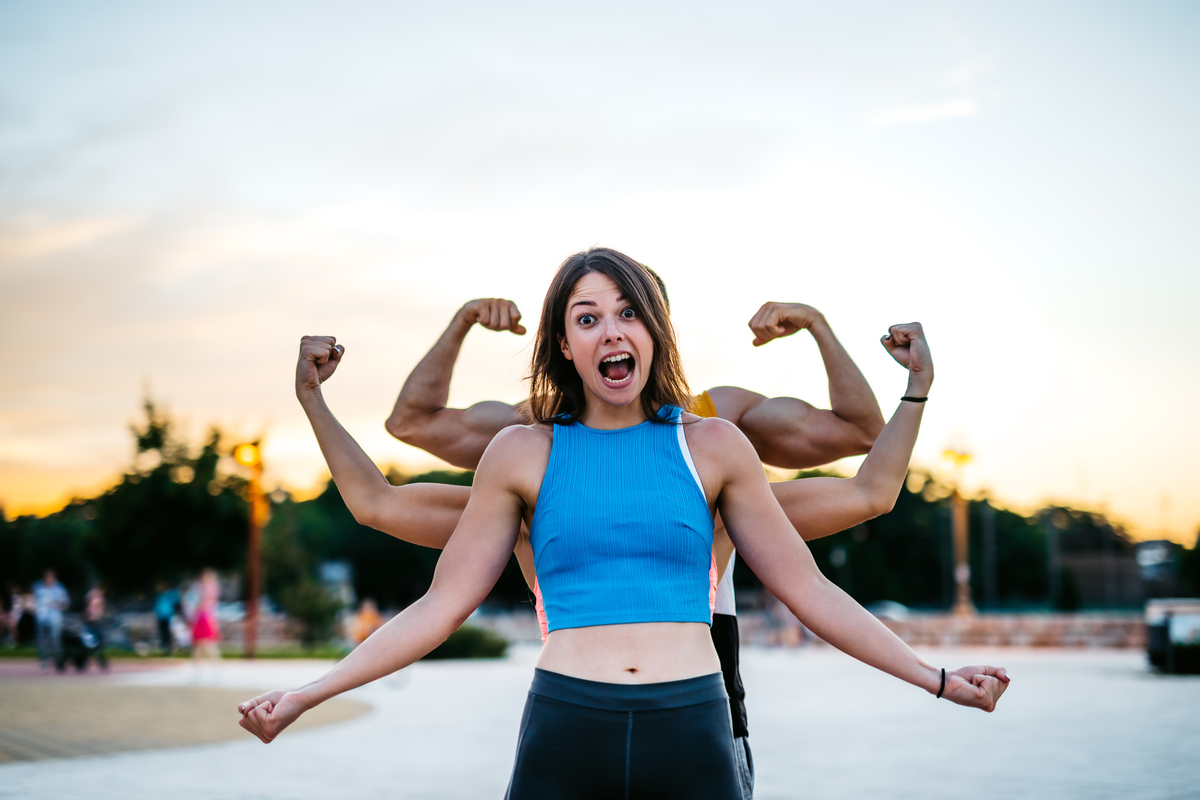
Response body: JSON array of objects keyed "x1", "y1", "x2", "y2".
[{"x1": 529, "y1": 247, "x2": 690, "y2": 424}]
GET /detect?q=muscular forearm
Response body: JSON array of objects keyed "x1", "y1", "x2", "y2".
[
  {"x1": 387, "y1": 312, "x2": 472, "y2": 434},
  {"x1": 808, "y1": 316, "x2": 884, "y2": 442}
]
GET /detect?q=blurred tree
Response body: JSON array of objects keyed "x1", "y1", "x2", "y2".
[
  {"x1": 735, "y1": 470, "x2": 1058, "y2": 611},
  {"x1": 262, "y1": 468, "x2": 530, "y2": 613},
  {"x1": 84, "y1": 399, "x2": 248, "y2": 595}
]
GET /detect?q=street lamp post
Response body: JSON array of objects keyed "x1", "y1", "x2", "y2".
[
  {"x1": 943, "y1": 448, "x2": 976, "y2": 617},
  {"x1": 233, "y1": 443, "x2": 267, "y2": 658}
]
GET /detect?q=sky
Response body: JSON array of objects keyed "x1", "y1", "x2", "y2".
[{"x1": 1, "y1": 1, "x2": 1197, "y2": 544}]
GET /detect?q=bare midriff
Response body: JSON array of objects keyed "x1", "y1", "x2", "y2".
[{"x1": 537, "y1": 622, "x2": 721, "y2": 684}]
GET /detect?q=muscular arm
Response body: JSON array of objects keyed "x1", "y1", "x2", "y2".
[
  {"x1": 385, "y1": 298, "x2": 530, "y2": 470},
  {"x1": 707, "y1": 303, "x2": 884, "y2": 469}
]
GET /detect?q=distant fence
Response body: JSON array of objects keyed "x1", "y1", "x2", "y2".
[{"x1": 739, "y1": 609, "x2": 1145, "y2": 649}]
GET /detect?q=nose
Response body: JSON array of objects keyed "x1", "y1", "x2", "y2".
[{"x1": 601, "y1": 315, "x2": 623, "y2": 343}]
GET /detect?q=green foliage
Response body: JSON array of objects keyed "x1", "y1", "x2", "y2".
[
  {"x1": 736, "y1": 471, "x2": 1053, "y2": 611},
  {"x1": 265, "y1": 471, "x2": 530, "y2": 611},
  {"x1": 0, "y1": 399, "x2": 248, "y2": 598},
  {"x1": 1056, "y1": 567, "x2": 1083, "y2": 611},
  {"x1": 405, "y1": 469, "x2": 475, "y2": 487},
  {"x1": 85, "y1": 401, "x2": 249, "y2": 595},
  {"x1": 277, "y1": 579, "x2": 343, "y2": 646},
  {"x1": 423, "y1": 625, "x2": 508, "y2": 660}
]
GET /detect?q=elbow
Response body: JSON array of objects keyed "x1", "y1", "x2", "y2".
[
  {"x1": 384, "y1": 413, "x2": 414, "y2": 444},
  {"x1": 346, "y1": 497, "x2": 381, "y2": 530},
  {"x1": 855, "y1": 478, "x2": 898, "y2": 519},
  {"x1": 855, "y1": 423, "x2": 884, "y2": 455},
  {"x1": 385, "y1": 410, "x2": 427, "y2": 448},
  {"x1": 865, "y1": 491, "x2": 898, "y2": 519}
]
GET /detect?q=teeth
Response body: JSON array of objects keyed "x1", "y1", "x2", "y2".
[{"x1": 602, "y1": 354, "x2": 631, "y2": 363}]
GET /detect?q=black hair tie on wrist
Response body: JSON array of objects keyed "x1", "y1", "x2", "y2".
[
  {"x1": 901, "y1": 396, "x2": 928, "y2": 403},
  {"x1": 936, "y1": 667, "x2": 946, "y2": 699}
]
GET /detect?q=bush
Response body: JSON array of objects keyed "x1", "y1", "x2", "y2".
[
  {"x1": 423, "y1": 625, "x2": 507, "y2": 660},
  {"x1": 277, "y1": 580, "x2": 343, "y2": 647}
]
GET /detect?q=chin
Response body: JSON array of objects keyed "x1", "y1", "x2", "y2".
[{"x1": 597, "y1": 380, "x2": 646, "y2": 407}]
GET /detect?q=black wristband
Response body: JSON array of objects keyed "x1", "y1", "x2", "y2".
[
  {"x1": 936, "y1": 667, "x2": 946, "y2": 699},
  {"x1": 901, "y1": 396, "x2": 928, "y2": 403}
]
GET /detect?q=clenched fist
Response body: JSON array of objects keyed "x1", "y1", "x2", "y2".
[
  {"x1": 296, "y1": 336, "x2": 344, "y2": 399},
  {"x1": 748, "y1": 302, "x2": 826, "y2": 347},
  {"x1": 459, "y1": 298, "x2": 526, "y2": 335},
  {"x1": 238, "y1": 689, "x2": 310, "y2": 744},
  {"x1": 940, "y1": 664, "x2": 1011, "y2": 712},
  {"x1": 880, "y1": 323, "x2": 933, "y2": 396}
]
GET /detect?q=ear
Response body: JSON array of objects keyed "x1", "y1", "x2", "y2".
[{"x1": 558, "y1": 334, "x2": 572, "y2": 361}]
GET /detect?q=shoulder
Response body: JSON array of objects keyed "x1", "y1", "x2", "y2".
[
  {"x1": 682, "y1": 414, "x2": 750, "y2": 449},
  {"x1": 482, "y1": 422, "x2": 553, "y2": 459},
  {"x1": 686, "y1": 417, "x2": 758, "y2": 484},
  {"x1": 475, "y1": 423, "x2": 553, "y2": 494}
]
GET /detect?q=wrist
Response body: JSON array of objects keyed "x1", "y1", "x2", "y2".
[
  {"x1": 296, "y1": 385, "x2": 325, "y2": 410},
  {"x1": 292, "y1": 683, "x2": 325, "y2": 710},
  {"x1": 920, "y1": 662, "x2": 943, "y2": 696},
  {"x1": 805, "y1": 313, "x2": 831, "y2": 339},
  {"x1": 451, "y1": 307, "x2": 479, "y2": 336},
  {"x1": 904, "y1": 376, "x2": 932, "y2": 398}
]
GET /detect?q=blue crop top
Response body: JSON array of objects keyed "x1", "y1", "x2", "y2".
[{"x1": 529, "y1": 405, "x2": 715, "y2": 633}]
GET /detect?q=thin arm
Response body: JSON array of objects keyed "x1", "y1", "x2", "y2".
[
  {"x1": 770, "y1": 321, "x2": 934, "y2": 540},
  {"x1": 239, "y1": 429, "x2": 530, "y2": 742},
  {"x1": 697, "y1": 418, "x2": 941, "y2": 694}
]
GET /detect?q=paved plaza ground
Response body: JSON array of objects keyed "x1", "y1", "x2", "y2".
[{"x1": 0, "y1": 645, "x2": 1196, "y2": 800}]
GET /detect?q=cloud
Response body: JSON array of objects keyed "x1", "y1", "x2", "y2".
[
  {"x1": 867, "y1": 99, "x2": 979, "y2": 128},
  {"x1": 0, "y1": 214, "x2": 140, "y2": 262},
  {"x1": 947, "y1": 56, "x2": 993, "y2": 86}
]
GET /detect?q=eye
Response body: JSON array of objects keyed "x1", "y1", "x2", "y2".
[
  {"x1": 620, "y1": 307, "x2": 637, "y2": 319},
  {"x1": 577, "y1": 313, "x2": 596, "y2": 325}
]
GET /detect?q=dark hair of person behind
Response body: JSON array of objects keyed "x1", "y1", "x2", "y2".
[{"x1": 529, "y1": 247, "x2": 690, "y2": 424}]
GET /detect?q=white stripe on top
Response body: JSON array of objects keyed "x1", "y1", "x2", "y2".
[{"x1": 676, "y1": 416, "x2": 738, "y2": 617}]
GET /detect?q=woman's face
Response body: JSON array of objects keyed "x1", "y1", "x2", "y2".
[{"x1": 559, "y1": 271, "x2": 654, "y2": 411}]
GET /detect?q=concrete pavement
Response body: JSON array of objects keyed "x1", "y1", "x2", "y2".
[{"x1": 1, "y1": 645, "x2": 1196, "y2": 799}]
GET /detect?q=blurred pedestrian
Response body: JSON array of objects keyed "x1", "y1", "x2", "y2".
[
  {"x1": 189, "y1": 569, "x2": 221, "y2": 682},
  {"x1": 84, "y1": 582, "x2": 109, "y2": 671},
  {"x1": 154, "y1": 580, "x2": 181, "y2": 654},
  {"x1": 349, "y1": 599, "x2": 383, "y2": 646},
  {"x1": 33, "y1": 569, "x2": 69, "y2": 672},
  {"x1": 16, "y1": 587, "x2": 36, "y2": 645},
  {"x1": 3, "y1": 582, "x2": 19, "y2": 647}
]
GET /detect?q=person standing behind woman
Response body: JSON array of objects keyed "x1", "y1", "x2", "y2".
[{"x1": 240, "y1": 248, "x2": 1009, "y2": 798}]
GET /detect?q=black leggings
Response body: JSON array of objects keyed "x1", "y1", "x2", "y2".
[{"x1": 505, "y1": 669, "x2": 743, "y2": 800}]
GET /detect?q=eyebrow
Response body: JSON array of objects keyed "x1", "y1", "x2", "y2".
[{"x1": 568, "y1": 294, "x2": 627, "y2": 312}]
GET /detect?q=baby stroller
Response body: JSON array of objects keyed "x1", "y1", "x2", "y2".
[{"x1": 58, "y1": 613, "x2": 108, "y2": 672}]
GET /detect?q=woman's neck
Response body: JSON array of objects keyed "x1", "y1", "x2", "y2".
[{"x1": 576, "y1": 393, "x2": 655, "y2": 430}]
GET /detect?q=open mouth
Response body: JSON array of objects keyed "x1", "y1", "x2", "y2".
[{"x1": 599, "y1": 352, "x2": 635, "y2": 385}]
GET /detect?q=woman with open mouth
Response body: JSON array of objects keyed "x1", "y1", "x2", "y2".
[{"x1": 239, "y1": 247, "x2": 1010, "y2": 799}]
